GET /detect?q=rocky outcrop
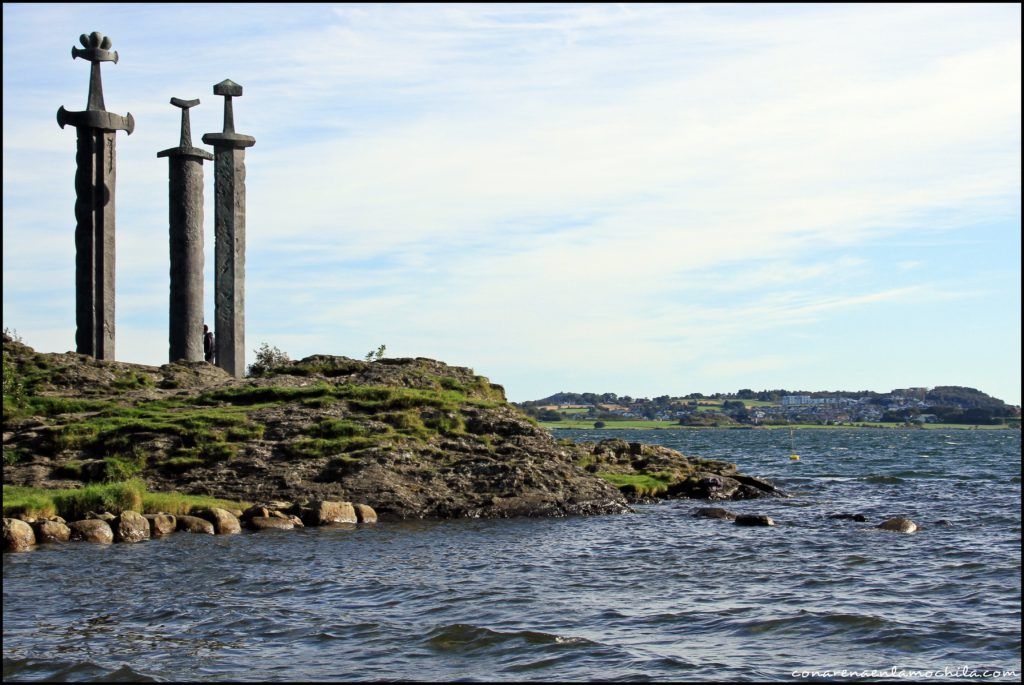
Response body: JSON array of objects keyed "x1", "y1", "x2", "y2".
[
  {"x1": 2, "y1": 337, "x2": 781, "y2": 521},
  {"x1": 578, "y1": 439, "x2": 786, "y2": 504}
]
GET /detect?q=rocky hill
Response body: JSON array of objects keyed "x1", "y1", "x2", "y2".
[{"x1": 2, "y1": 334, "x2": 784, "y2": 519}]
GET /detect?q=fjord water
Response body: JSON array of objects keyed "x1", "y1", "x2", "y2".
[{"x1": 3, "y1": 429, "x2": 1021, "y2": 682}]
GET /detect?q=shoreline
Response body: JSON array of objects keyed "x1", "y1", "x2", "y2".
[{"x1": 542, "y1": 422, "x2": 1018, "y2": 431}]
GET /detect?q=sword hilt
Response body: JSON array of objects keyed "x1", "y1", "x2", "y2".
[{"x1": 57, "y1": 31, "x2": 133, "y2": 134}]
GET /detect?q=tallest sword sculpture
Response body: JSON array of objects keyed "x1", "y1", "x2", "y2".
[{"x1": 57, "y1": 31, "x2": 134, "y2": 360}]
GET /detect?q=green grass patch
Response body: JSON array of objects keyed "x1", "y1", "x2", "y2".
[
  {"x1": 112, "y1": 370, "x2": 155, "y2": 390},
  {"x1": 3, "y1": 482, "x2": 249, "y2": 519},
  {"x1": 198, "y1": 383, "x2": 334, "y2": 406},
  {"x1": 49, "y1": 479, "x2": 146, "y2": 520},
  {"x1": 310, "y1": 418, "x2": 367, "y2": 439},
  {"x1": 597, "y1": 471, "x2": 675, "y2": 497},
  {"x1": 289, "y1": 436, "x2": 383, "y2": 459},
  {"x1": 24, "y1": 396, "x2": 111, "y2": 416}
]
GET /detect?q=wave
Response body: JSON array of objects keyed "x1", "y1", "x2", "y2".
[
  {"x1": 423, "y1": 623, "x2": 598, "y2": 654},
  {"x1": 861, "y1": 475, "x2": 905, "y2": 484},
  {"x1": 3, "y1": 658, "x2": 159, "y2": 682}
]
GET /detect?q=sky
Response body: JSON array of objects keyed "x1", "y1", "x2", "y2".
[{"x1": 2, "y1": 3, "x2": 1021, "y2": 405}]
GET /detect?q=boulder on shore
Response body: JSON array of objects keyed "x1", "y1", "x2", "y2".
[
  {"x1": 354, "y1": 503, "x2": 377, "y2": 523},
  {"x1": 199, "y1": 508, "x2": 242, "y2": 535},
  {"x1": 113, "y1": 511, "x2": 150, "y2": 543},
  {"x1": 300, "y1": 500, "x2": 356, "y2": 526},
  {"x1": 144, "y1": 513, "x2": 177, "y2": 538},
  {"x1": 249, "y1": 516, "x2": 295, "y2": 531},
  {"x1": 176, "y1": 515, "x2": 215, "y2": 534},
  {"x1": 32, "y1": 519, "x2": 71, "y2": 543},
  {"x1": 68, "y1": 519, "x2": 114, "y2": 543},
  {"x1": 4, "y1": 517, "x2": 36, "y2": 551}
]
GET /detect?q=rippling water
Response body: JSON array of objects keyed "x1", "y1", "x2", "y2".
[{"x1": 4, "y1": 429, "x2": 1021, "y2": 681}]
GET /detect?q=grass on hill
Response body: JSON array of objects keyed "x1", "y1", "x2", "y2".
[{"x1": 2, "y1": 480, "x2": 249, "y2": 520}]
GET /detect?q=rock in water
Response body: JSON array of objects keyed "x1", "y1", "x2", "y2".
[
  {"x1": 734, "y1": 514, "x2": 775, "y2": 527},
  {"x1": 693, "y1": 507, "x2": 736, "y2": 520},
  {"x1": 876, "y1": 517, "x2": 918, "y2": 533}
]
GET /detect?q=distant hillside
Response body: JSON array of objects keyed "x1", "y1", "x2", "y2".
[
  {"x1": 517, "y1": 386, "x2": 1019, "y2": 427},
  {"x1": 521, "y1": 386, "x2": 1014, "y2": 409}
]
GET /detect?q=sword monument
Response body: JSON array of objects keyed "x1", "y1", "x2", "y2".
[{"x1": 56, "y1": 31, "x2": 134, "y2": 360}]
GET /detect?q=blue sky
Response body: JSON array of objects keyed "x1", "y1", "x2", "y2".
[{"x1": 3, "y1": 3, "x2": 1020, "y2": 404}]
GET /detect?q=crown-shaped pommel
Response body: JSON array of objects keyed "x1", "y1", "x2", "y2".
[{"x1": 71, "y1": 31, "x2": 118, "y2": 63}]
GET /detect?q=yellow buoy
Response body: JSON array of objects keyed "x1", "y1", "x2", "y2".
[{"x1": 790, "y1": 454, "x2": 800, "y2": 461}]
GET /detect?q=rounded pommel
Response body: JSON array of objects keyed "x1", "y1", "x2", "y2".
[
  {"x1": 170, "y1": 97, "x2": 200, "y2": 109},
  {"x1": 213, "y1": 79, "x2": 243, "y2": 97}
]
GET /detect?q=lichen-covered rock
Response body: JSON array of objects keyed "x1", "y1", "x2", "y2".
[
  {"x1": 300, "y1": 500, "x2": 356, "y2": 526},
  {"x1": 248, "y1": 516, "x2": 294, "y2": 531},
  {"x1": 354, "y1": 503, "x2": 377, "y2": 523},
  {"x1": 877, "y1": 517, "x2": 918, "y2": 533},
  {"x1": 176, "y1": 515, "x2": 215, "y2": 534},
  {"x1": 4, "y1": 517, "x2": 36, "y2": 551},
  {"x1": 735, "y1": 514, "x2": 775, "y2": 527},
  {"x1": 144, "y1": 513, "x2": 177, "y2": 538},
  {"x1": 199, "y1": 508, "x2": 241, "y2": 535},
  {"x1": 68, "y1": 519, "x2": 114, "y2": 543},
  {"x1": 32, "y1": 519, "x2": 71, "y2": 543},
  {"x1": 112, "y1": 511, "x2": 150, "y2": 543}
]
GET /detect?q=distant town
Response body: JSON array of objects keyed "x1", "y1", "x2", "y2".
[{"x1": 516, "y1": 386, "x2": 1021, "y2": 428}]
